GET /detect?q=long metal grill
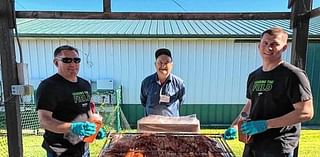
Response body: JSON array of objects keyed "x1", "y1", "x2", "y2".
[{"x1": 99, "y1": 133, "x2": 235, "y2": 157}]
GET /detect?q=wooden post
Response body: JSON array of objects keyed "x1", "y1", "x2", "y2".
[
  {"x1": 290, "y1": 1, "x2": 312, "y2": 156},
  {"x1": 0, "y1": 0, "x2": 23, "y2": 157},
  {"x1": 103, "y1": 0, "x2": 111, "y2": 13},
  {"x1": 290, "y1": 0, "x2": 312, "y2": 70}
]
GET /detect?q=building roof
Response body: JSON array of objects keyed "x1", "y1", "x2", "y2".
[{"x1": 16, "y1": 17, "x2": 320, "y2": 38}]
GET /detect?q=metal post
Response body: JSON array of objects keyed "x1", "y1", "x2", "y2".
[{"x1": 115, "y1": 87, "x2": 122, "y2": 132}]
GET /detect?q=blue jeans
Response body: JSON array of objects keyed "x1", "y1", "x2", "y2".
[
  {"x1": 47, "y1": 151, "x2": 90, "y2": 157},
  {"x1": 47, "y1": 151, "x2": 55, "y2": 157}
]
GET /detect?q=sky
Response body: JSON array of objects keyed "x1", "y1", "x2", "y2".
[{"x1": 15, "y1": 0, "x2": 320, "y2": 12}]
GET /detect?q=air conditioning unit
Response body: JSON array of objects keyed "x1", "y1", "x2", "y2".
[{"x1": 96, "y1": 79, "x2": 114, "y2": 90}]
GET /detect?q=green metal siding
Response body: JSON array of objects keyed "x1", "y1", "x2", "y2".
[
  {"x1": 305, "y1": 42, "x2": 320, "y2": 125},
  {"x1": 121, "y1": 104, "x2": 145, "y2": 125},
  {"x1": 121, "y1": 42, "x2": 320, "y2": 127}
]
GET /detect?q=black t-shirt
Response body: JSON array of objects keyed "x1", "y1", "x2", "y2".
[
  {"x1": 246, "y1": 62, "x2": 312, "y2": 153},
  {"x1": 36, "y1": 74, "x2": 92, "y2": 156}
]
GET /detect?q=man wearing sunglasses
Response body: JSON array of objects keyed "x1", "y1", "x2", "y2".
[
  {"x1": 140, "y1": 48, "x2": 186, "y2": 117},
  {"x1": 36, "y1": 45, "x2": 106, "y2": 157}
]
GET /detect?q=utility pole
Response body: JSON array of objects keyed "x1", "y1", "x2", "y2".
[{"x1": 0, "y1": 0, "x2": 23, "y2": 156}]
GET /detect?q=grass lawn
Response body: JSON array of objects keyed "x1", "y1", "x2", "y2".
[
  {"x1": 201, "y1": 129, "x2": 320, "y2": 157},
  {"x1": 2, "y1": 129, "x2": 318, "y2": 157}
]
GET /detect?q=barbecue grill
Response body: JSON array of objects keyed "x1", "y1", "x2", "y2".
[{"x1": 98, "y1": 133, "x2": 235, "y2": 157}]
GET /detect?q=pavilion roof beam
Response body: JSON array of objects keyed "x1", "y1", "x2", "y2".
[
  {"x1": 311, "y1": 7, "x2": 320, "y2": 18},
  {"x1": 16, "y1": 11, "x2": 290, "y2": 20}
]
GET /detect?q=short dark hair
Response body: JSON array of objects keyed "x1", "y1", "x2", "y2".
[
  {"x1": 54, "y1": 45, "x2": 79, "y2": 57},
  {"x1": 155, "y1": 48, "x2": 172, "y2": 59},
  {"x1": 261, "y1": 27, "x2": 288, "y2": 41}
]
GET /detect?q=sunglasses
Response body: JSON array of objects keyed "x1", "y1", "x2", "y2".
[{"x1": 56, "y1": 57, "x2": 81, "y2": 64}]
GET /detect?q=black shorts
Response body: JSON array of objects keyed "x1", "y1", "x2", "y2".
[{"x1": 243, "y1": 144, "x2": 294, "y2": 157}]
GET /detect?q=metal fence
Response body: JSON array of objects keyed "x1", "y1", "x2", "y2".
[{"x1": 0, "y1": 88, "x2": 128, "y2": 156}]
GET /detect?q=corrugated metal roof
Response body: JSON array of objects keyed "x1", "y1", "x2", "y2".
[{"x1": 16, "y1": 17, "x2": 320, "y2": 38}]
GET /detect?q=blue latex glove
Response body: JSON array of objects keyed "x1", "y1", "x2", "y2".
[
  {"x1": 224, "y1": 127, "x2": 237, "y2": 140},
  {"x1": 241, "y1": 120, "x2": 268, "y2": 136},
  {"x1": 96, "y1": 128, "x2": 106, "y2": 140},
  {"x1": 70, "y1": 122, "x2": 96, "y2": 136}
]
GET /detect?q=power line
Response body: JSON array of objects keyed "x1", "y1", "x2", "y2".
[
  {"x1": 171, "y1": 0, "x2": 187, "y2": 12},
  {"x1": 15, "y1": 1, "x2": 27, "y2": 10}
]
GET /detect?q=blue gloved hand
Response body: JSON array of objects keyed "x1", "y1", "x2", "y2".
[
  {"x1": 96, "y1": 128, "x2": 106, "y2": 139},
  {"x1": 70, "y1": 122, "x2": 96, "y2": 136},
  {"x1": 224, "y1": 127, "x2": 237, "y2": 140},
  {"x1": 241, "y1": 120, "x2": 268, "y2": 136}
]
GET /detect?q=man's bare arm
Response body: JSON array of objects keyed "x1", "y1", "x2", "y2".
[
  {"x1": 38, "y1": 109, "x2": 71, "y2": 133},
  {"x1": 230, "y1": 99, "x2": 252, "y2": 129},
  {"x1": 267, "y1": 100, "x2": 313, "y2": 128}
]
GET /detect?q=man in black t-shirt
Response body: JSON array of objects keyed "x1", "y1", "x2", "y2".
[
  {"x1": 36, "y1": 45, "x2": 106, "y2": 157},
  {"x1": 224, "y1": 27, "x2": 314, "y2": 157}
]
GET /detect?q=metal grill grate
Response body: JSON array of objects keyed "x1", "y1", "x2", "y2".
[{"x1": 99, "y1": 133, "x2": 235, "y2": 157}]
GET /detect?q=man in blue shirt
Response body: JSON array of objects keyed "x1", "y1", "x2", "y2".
[{"x1": 140, "y1": 48, "x2": 186, "y2": 117}]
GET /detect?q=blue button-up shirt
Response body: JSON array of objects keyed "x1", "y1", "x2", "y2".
[{"x1": 140, "y1": 73, "x2": 185, "y2": 117}]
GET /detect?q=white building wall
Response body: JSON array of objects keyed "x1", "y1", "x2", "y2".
[{"x1": 15, "y1": 38, "x2": 292, "y2": 104}]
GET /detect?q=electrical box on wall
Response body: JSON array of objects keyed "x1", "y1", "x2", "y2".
[
  {"x1": 92, "y1": 94, "x2": 112, "y2": 104},
  {"x1": 91, "y1": 79, "x2": 115, "y2": 105},
  {"x1": 17, "y1": 63, "x2": 29, "y2": 85},
  {"x1": 90, "y1": 79, "x2": 114, "y2": 91},
  {"x1": 11, "y1": 85, "x2": 33, "y2": 96}
]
